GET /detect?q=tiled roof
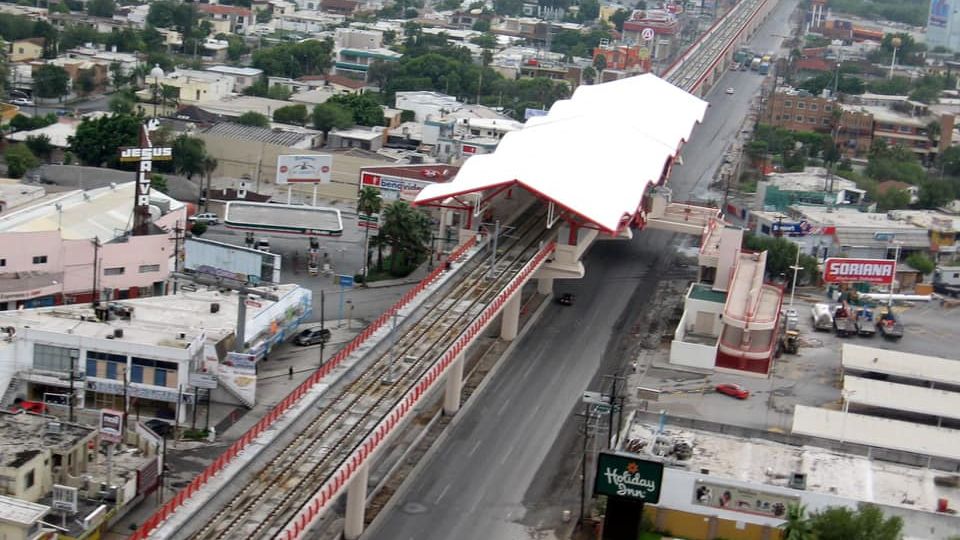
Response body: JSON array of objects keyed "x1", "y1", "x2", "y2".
[{"x1": 202, "y1": 122, "x2": 313, "y2": 146}]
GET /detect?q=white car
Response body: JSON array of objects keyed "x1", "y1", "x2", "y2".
[
  {"x1": 11, "y1": 98, "x2": 34, "y2": 106},
  {"x1": 189, "y1": 212, "x2": 219, "y2": 225},
  {"x1": 725, "y1": 87, "x2": 735, "y2": 95}
]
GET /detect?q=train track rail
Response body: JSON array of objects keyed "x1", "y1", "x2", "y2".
[{"x1": 190, "y1": 208, "x2": 555, "y2": 539}]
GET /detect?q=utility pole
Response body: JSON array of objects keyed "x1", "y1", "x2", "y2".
[
  {"x1": 91, "y1": 237, "x2": 100, "y2": 303},
  {"x1": 172, "y1": 221, "x2": 184, "y2": 295},
  {"x1": 603, "y1": 371, "x2": 626, "y2": 448},
  {"x1": 577, "y1": 403, "x2": 591, "y2": 527}
]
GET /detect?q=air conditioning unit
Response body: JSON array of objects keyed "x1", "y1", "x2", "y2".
[{"x1": 113, "y1": 328, "x2": 123, "y2": 339}]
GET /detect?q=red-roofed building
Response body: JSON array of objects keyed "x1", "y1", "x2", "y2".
[
  {"x1": 321, "y1": 0, "x2": 360, "y2": 15},
  {"x1": 622, "y1": 9, "x2": 679, "y2": 41},
  {"x1": 592, "y1": 44, "x2": 652, "y2": 72},
  {"x1": 198, "y1": 4, "x2": 252, "y2": 35}
]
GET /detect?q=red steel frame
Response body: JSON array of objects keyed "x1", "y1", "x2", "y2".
[
  {"x1": 278, "y1": 241, "x2": 557, "y2": 540},
  {"x1": 131, "y1": 236, "x2": 480, "y2": 540}
]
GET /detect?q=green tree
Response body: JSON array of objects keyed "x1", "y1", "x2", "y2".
[
  {"x1": 4, "y1": 144, "x2": 38, "y2": 178},
  {"x1": 34, "y1": 65, "x2": 70, "y2": 99},
  {"x1": 256, "y1": 8, "x2": 272, "y2": 23},
  {"x1": 273, "y1": 104, "x2": 308, "y2": 125},
  {"x1": 87, "y1": 0, "x2": 115, "y2": 18},
  {"x1": 379, "y1": 200, "x2": 432, "y2": 275},
  {"x1": 578, "y1": 0, "x2": 600, "y2": 21},
  {"x1": 876, "y1": 188, "x2": 911, "y2": 211},
  {"x1": 267, "y1": 84, "x2": 292, "y2": 100},
  {"x1": 171, "y1": 135, "x2": 208, "y2": 179},
  {"x1": 780, "y1": 503, "x2": 815, "y2": 540},
  {"x1": 74, "y1": 70, "x2": 96, "y2": 96},
  {"x1": 357, "y1": 186, "x2": 383, "y2": 276},
  {"x1": 472, "y1": 19, "x2": 490, "y2": 32},
  {"x1": 150, "y1": 173, "x2": 169, "y2": 194},
  {"x1": 24, "y1": 134, "x2": 53, "y2": 161},
  {"x1": 9, "y1": 113, "x2": 56, "y2": 132},
  {"x1": 593, "y1": 53, "x2": 607, "y2": 74},
  {"x1": 327, "y1": 93, "x2": 384, "y2": 126},
  {"x1": 493, "y1": 0, "x2": 523, "y2": 15},
  {"x1": 939, "y1": 145, "x2": 960, "y2": 176},
  {"x1": 68, "y1": 113, "x2": 143, "y2": 167},
  {"x1": 809, "y1": 504, "x2": 903, "y2": 540},
  {"x1": 743, "y1": 234, "x2": 818, "y2": 282},
  {"x1": 906, "y1": 252, "x2": 935, "y2": 274},
  {"x1": 582, "y1": 65, "x2": 596, "y2": 84},
  {"x1": 866, "y1": 141, "x2": 926, "y2": 183},
  {"x1": 312, "y1": 102, "x2": 354, "y2": 137},
  {"x1": 251, "y1": 38, "x2": 334, "y2": 78},
  {"x1": 201, "y1": 156, "x2": 218, "y2": 212},
  {"x1": 917, "y1": 178, "x2": 954, "y2": 208},
  {"x1": 109, "y1": 89, "x2": 137, "y2": 115},
  {"x1": 610, "y1": 8, "x2": 630, "y2": 31},
  {"x1": 109, "y1": 61, "x2": 127, "y2": 89},
  {"x1": 237, "y1": 111, "x2": 270, "y2": 128}
]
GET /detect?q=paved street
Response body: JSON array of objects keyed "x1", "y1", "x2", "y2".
[{"x1": 366, "y1": 2, "x2": 800, "y2": 539}]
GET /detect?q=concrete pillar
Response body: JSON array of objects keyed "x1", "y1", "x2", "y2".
[
  {"x1": 537, "y1": 277, "x2": 553, "y2": 295},
  {"x1": 443, "y1": 354, "x2": 465, "y2": 415},
  {"x1": 500, "y1": 293, "x2": 521, "y2": 341},
  {"x1": 344, "y1": 462, "x2": 369, "y2": 540}
]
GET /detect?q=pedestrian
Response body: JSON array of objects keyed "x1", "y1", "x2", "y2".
[{"x1": 288, "y1": 366, "x2": 293, "y2": 379}]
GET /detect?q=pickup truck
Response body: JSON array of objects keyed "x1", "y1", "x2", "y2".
[
  {"x1": 876, "y1": 310, "x2": 904, "y2": 340},
  {"x1": 833, "y1": 305, "x2": 857, "y2": 337}
]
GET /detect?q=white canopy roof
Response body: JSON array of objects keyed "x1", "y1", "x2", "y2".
[{"x1": 415, "y1": 74, "x2": 707, "y2": 233}]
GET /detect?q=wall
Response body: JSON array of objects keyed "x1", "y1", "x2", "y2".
[
  {"x1": 98, "y1": 235, "x2": 171, "y2": 292},
  {"x1": 644, "y1": 505, "x2": 781, "y2": 540},
  {"x1": 0, "y1": 231, "x2": 63, "y2": 275},
  {"x1": 0, "y1": 451, "x2": 50, "y2": 502},
  {"x1": 669, "y1": 308, "x2": 719, "y2": 370}
]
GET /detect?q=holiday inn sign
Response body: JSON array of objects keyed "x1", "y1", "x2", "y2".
[{"x1": 594, "y1": 452, "x2": 664, "y2": 503}]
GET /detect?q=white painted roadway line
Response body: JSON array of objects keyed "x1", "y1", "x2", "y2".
[
  {"x1": 497, "y1": 395, "x2": 513, "y2": 416},
  {"x1": 499, "y1": 444, "x2": 515, "y2": 465},
  {"x1": 434, "y1": 483, "x2": 451, "y2": 505},
  {"x1": 468, "y1": 439, "x2": 483, "y2": 457}
]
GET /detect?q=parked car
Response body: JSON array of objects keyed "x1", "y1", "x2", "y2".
[
  {"x1": 255, "y1": 238, "x2": 271, "y2": 252},
  {"x1": 10, "y1": 97, "x2": 34, "y2": 106},
  {"x1": 295, "y1": 326, "x2": 331, "y2": 346},
  {"x1": 557, "y1": 293, "x2": 575, "y2": 306},
  {"x1": 188, "y1": 212, "x2": 219, "y2": 225},
  {"x1": 725, "y1": 87, "x2": 735, "y2": 95},
  {"x1": 145, "y1": 419, "x2": 173, "y2": 438},
  {"x1": 715, "y1": 383, "x2": 749, "y2": 399},
  {"x1": 11, "y1": 398, "x2": 47, "y2": 414}
]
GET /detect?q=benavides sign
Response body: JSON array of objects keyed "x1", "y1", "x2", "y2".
[
  {"x1": 823, "y1": 258, "x2": 896, "y2": 284},
  {"x1": 594, "y1": 452, "x2": 664, "y2": 503}
]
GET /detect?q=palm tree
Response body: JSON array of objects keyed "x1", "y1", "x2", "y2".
[
  {"x1": 357, "y1": 186, "x2": 382, "y2": 280},
  {"x1": 781, "y1": 503, "x2": 815, "y2": 540},
  {"x1": 380, "y1": 201, "x2": 431, "y2": 275},
  {"x1": 201, "y1": 156, "x2": 218, "y2": 212}
]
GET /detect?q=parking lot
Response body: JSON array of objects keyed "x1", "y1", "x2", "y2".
[{"x1": 628, "y1": 287, "x2": 960, "y2": 432}]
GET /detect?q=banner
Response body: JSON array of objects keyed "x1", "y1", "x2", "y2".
[
  {"x1": 276, "y1": 155, "x2": 332, "y2": 184},
  {"x1": 692, "y1": 480, "x2": 798, "y2": 518},
  {"x1": 823, "y1": 258, "x2": 896, "y2": 284}
]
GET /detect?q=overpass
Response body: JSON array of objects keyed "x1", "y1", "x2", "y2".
[{"x1": 131, "y1": 3, "x2": 781, "y2": 539}]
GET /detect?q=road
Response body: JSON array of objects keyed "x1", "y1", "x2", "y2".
[{"x1": 364, "y1": 1, "x2": 799, "y2": 539}]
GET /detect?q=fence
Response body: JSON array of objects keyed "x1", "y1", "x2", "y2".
[{"x1": 131, "y1": 235, "x2": 480, "y2": 539}]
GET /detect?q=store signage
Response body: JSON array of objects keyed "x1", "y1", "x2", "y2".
[
  {"x1": 99, "y1": 409, "x2": 124, "y2": 443},
  {"x1": 594, "y1": 452, "x2": 664, "y2": 503},
  {"x1": 276, "y1": 154, "x2": 333, "y2": 184},
  {"x1": 119, "y1": 145, "x2": 173, "y2": 209},
  {"x1": 823, "y1": 258, "x2": 896, "y2": 284},
  {"x1": 86, "y1": 379, "x2": 195, "y2": 404},
  {"x1": 361, "y1": 172, "x2": 432, "y2": 201},
  {"x1": 692, "y1": 479, "x2": 798, "y2": 517}
]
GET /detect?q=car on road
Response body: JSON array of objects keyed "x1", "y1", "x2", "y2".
[
  {"x1": 188, "y1": 212, "x2": 219, "y2": 225},
  {"x1": 10, "y1": 97, "x2": 34, "y2": 106},
  {"x1": 145, "y1": 419, "x2": 174, "y2": 438},
  {"x1": 715, "y1": 383, "x2": 749, "y2": 399},
  {"x1": 295, "y1": 326, "x2": 331, "y2": 346},
  {"x1": 725, "y1": 87, "x2": 735, "y2": 95},
  {"x1": 255, "y1": 238, "x2": 271, "y2": 252},
  {"x1": 557, "y1": 293, "x2": 575, "y2": 306}
]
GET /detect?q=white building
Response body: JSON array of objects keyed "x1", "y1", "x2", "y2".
[
  {"x1": 927, "y1": 0, "x2": 960, "y2": 52},
  {"x1": 205, "y1": 65, "x2": 265, "y2": 93},
  {"x1": 395, "y1": 91, "x2": 462, "y2": 123},
  {"x1": 150, "y1": 69, "x2": 234, "y2": 104}
]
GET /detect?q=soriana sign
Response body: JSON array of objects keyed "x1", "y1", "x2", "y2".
[{"x1": 823, "y1": 258, "x2": 896, "y2": 284}]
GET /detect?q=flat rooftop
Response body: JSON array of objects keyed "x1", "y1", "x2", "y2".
[
  {"x1": 761, "y1": 168, "x2": 861, "y2": 193},
  {"x1": 0, "y1": 182, "x2": 183, "y2": 240},
  {"x1": 842, "y1": 343, "x2": 960, "y2": 387},
  {"x1": 0, "y1": 411, "x2": 94, "y2": 463},
  {"x1": 844, "y1": 375, "x2": 960, "y2": 421},
  {"x1": 0, "y1": 493, "x2": 48, "y2": 526},
  {"x1": 790, "y1": 207, "x2": 923, "y2": 229},
  {"x1": 625, "y1": 421, "x2": 956, "y2": 520},
  {"x1": 225, "y1": 201, "x2": 343, "y2": 236},
  {"x1": 0, "y1": 285, "x2": 302, "y2": 349}
]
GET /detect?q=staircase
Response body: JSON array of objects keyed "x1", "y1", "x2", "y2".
[
  {"x1": 0, "y1": 375, "x2": 25, "y2": 407},
  {"x1": 215, "y1": 373, "x2": 255, "y2": 409}
]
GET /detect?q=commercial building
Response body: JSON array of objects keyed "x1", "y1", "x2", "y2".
[
  {"x1": 754, "y1": 168, "x2": 866, "y2": 212},
  {"x1": 0, "y1": 182, "x2": 185, "y2": 311},
  {"x1": 0, "y1": 494, "x2": 52, "y2": 540},
  {"x1": 0, "y1": 285, "x2": 312, "y2": 417}
]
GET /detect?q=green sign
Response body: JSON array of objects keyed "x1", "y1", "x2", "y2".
[{"x1": 594, "y1": 452, "x2": 664, "y2": 503}]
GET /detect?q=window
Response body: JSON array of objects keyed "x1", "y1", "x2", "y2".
[
  {"x1": 809, "y1": 104, "x2": 818, "y2": 111},
  {"x1": 796, "y1": 115, "x2": 803, "y2": 121},
  {"x1": 155, "y1": 369, "x2": 167, "y2": 387},
  {"x1": 761, "y1": 224, "x2": 770, "y2": 234},
  {"x1": 899, "y1": 125, "x2": 912, "y2": 133},
  {"x1": 104, "y1": 267, "x2": 125, "y2": 276},
  {"x1": 808, "y1": 117, "x2": 816, "y2": 123},
  {"x1": 139, "y1": 264, "x2": 160, "y2": 273},
  {"x1": 131, "y1": 365, "x2": 143, "y2": 384},
  {"x1": 796, "y1": 102, "x2": 805, "y2": 110},
  {"x1": 823, "y1": 118, "x2": 831, "y2": 126},
  {"x1": 34, "y1": 344, "x2": 77, "y2": 372},
  {"x1": 0, "y1": 258, "x2": 5, "y2": 267},
  {"x1": 825, "y1": 105, "x2": 833, "y2": 112},
  {"x1": 783, "y1": 100, "x2": 792, "y2": 108},
  {"x1": 24, "y1": 470, "x2": 34, "y2": 489},
  {"x1": 32, "y1": 256, "x2": 47, "y2": 264}
]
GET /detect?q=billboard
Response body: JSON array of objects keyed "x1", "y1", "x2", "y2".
[
  {"x1": 692, "y1": 479, "x2": 798, "y2": 518},
  {"x1": 184, "y1": 238, "x2": 281, "y2": 285},
  {"x1": 99, "y1": 409, "x2": 124, "y2": 443},
  {"x1": 823, "y1": 258, "x2": 896, "y2": 284},
  {"x1": 931, "y1": 0, "x2": 949, "y2": 27},
  {"x1": 594, "y1": 452, "x2": 664, "y2": 503},
  {"x1": 361, "y1": 171, "x2": 435, "y2": 202},
  {"x1": 276, "y1": 154, "x2": 333, "y2": 184}
]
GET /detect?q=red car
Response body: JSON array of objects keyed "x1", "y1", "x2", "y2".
[
  {"x1": 715, "y1": 383, "x2": 749, "y2": 400},
  {"x1": 11, "y1": 399, "x2": 48, "y2": 414}
]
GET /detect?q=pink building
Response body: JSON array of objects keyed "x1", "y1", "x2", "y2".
[{"x1": 0, "y1": 182, "x2": 186, "y2": 310}]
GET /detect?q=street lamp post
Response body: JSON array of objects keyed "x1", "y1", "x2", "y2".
[
  {"x1": 789, "y1": 247, "x2": 802, "y2": 308},
  {"x1": 149, "y1": 64, "x2": 165, "y2": 118}
]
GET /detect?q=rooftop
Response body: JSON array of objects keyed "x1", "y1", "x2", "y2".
[
  {"x1": 0, "y1": 493, "x2": 48, "y2": 526},
  {"x1": 7, "y1": 118, "x2": 80, "y2": 148},
  {"x1": 0, "y1": 180, "x2": 46, "y2": 214},
  {"x1": 0, "y1": 284, "x2": 302, "y2": 349},
  {"x1": 0, "y1": 412, "x2": 94, "y2": 464},
  {"x1": 330, "y1": 127, "x2": 383, "y2": 141},
  {"x1": 858, "y1": 105, "x2": 930, "y2": 127},
  {"x1": 195, "y1": 96, "x2": 298, "y2": 120},
  {"x1": 762, "y1": 168, "x2": 861, "y2": 194},
  {"x1": 842, "y1": 343, "x2": 960, "y2": 387},
  {"x1": 0, "y1": 182, "x2": 183, "y2": 241},
  {"x1": 201, "y1": 122, "x2": 316, "y2": 148},
  {"x1": 843, "y1": 375, "x2": 960, "y2": 421},
  {"x1": 688, "y1": 282, "x2": 727, "y2": 303},
  {"x1": 205, "y1": 66, "x2": 264, "y2": 78},
  {"x1": 794, "y1": 206, "x2": 924, "y2": 229}
]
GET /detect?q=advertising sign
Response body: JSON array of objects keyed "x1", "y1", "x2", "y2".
[
  {"x1": 692, "y1": 479, "x2": 798, "y2": 518},
  {"x1": 225, "y1": 352, "x2": 257, "y2": 370},
  {"x1": 771, "y1": 220, "x2": 814, "y2": 237},
  {"x1": 823, "y1": 258, "x2": 896, "y2": 284},
  {"x1": 52, "y1": 485, "x2": 78, "y2": 513},
  {"x1": 99, "y1": 409, "x2": 124, "y2": 443},
  {"x1": 184, "y1": 238, "x2": 281, "y2": 285},
  {"x1": 189, "y1": 372, "x2": 218, "y2": 389},
  {"x1": 594, "y1": 452, "x2": 664, "y2": 503},
  {"x1": 361, "y1": 172, "x2": 433, "y2": 202},
  {"x1": 641, "y1": 27, "x2": 655, "y2": 41},
  {"x1": 931, "y1": 0, "x2": 949, "y2": 27},
  {"x1": 276, "y1": 154, "x2": 333, "y2": 184}
]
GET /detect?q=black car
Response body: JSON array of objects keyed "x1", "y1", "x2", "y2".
[
  {"x1": 557, "y1": 293, "x2": 575, "y2": 306},
  {"x1": 295, "y1": 327, "x2": 332, "y2": 346},
  {"x1": 145, "y1": 419, "x2": 173, "y2": 438}
]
